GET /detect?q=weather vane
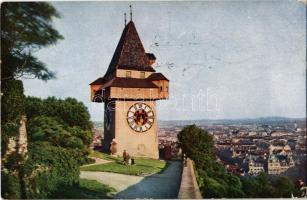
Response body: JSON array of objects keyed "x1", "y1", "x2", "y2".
[
  {"x1": 124, "y1": 13, "x2": 127, "y2": 26},
  {"x1": 129, "y1": 5, "x2": 132, "y2": 21}
]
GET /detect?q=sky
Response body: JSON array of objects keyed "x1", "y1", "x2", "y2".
[{"x1": 23, "y1": 0, "x2": 306, "y2": 121}]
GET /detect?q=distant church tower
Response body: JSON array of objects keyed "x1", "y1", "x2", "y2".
[{"x1": 90, "y1": 17, "x2": 169, "y2": 158}]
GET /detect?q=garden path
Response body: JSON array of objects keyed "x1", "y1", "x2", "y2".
[{"x1": 80, "y1": 161, "x2": 182, "y2": 199}]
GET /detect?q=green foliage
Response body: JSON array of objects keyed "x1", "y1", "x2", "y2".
[
  {"x1": 203, "y1": 177, "x2": 227, "y2": 198},
  {"x1": 1, "y1": 80, "x2": 25, "y2": 157},
  {"x1": 1, "y1": 2, "x2": 63, "y2": 81},
  {"x1": 81, "y1": 158, "x2": 167, "y2": 176},
  {"x1": 25, "y1": 96, "x2": 93, "y2": 130},
  {"x1": 1, "y1": 123, "x2": 19, "y2": 156},
  {"x1": 1, "y1": 170, "x2": 21, "y2": 199},
  {"x1": 68, "y1": 127, "x2": 93, "y2": 147},
  {"x1": 23, "y1": 142, "x2": 82, "y2": 198},
  {"x1": 200, "y1": 171, "x2": 245, "y2": 198},
  {"x1": 50, "y1": 179, "x2": 116, "y2": 199},
  {"x1": 178, "y1": 125, "x2": 234, "y2": 198},
  {"x1": 27, "y1": 116, "x2": 85, "y2": 149},
  {"x1": 89, "y1": 150, "x2": 122, "y2": 162},
  {"x1": 241, "y1": 173, "x2": 299, "y2": 198},
  {"x1": 241, "y1": 176, "x2": 259, "y2": 197},
  {"x1": 2, "y1": 93, "x2": 93, "y2": 199},
  {"x1": 224, "y1": 173, "x2": 245, "y2": 198},
  {"x1": 177, "y1": 125, "x2": 215, "y2": 168},
  {"x1": 2, "y1": 152, "x2": 24, "y2": 172},
  {"x1": 19, "y1": 96, "x2": 94, "y2": 198},
  {"x1": 178, "y1": 125, "x2": 298, "y2": 198},
  {"x1": 28, "y1": 116, "x2": 70, "y2": 145},
  {"x1": 0, "y1": 3, "x2": 101, "y2": 199},
  {"x1": 23, "y1": 96, "x2": 45, "y2": 120},
  {"x1": 63, "y1": 136, "x2": 84, "y2": 149},
  {"x1": 241, "y1": 173, "x2": 275, "y2": 198},
  {"x1": 1, "y1": 80, "x2": 25, "y2": 124},
  {"x1": 1, "y1": 2, "x2": 63, "y2": 198},
  {"x1": 272, "y1": 176, "x2": 298, "y2": 198}
]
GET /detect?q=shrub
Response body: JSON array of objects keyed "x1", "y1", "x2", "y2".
[
  {"x1": 23, "y1": 142, "x2": 82, "y2": 198},
  {"x1": 1, "y1": 170, "x2": 21, "y2": 199}
]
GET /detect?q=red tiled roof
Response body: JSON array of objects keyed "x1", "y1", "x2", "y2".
[
  {"x1": 102, "y1": 77, "x2": 159, "y2": 89},
  {"x1": 105, "y1": 21, "x2": 155, "y2": 76},
  {"x1": 148, "y1": 73, "x2": 169, "y2": 81},
  {"x1": 89, "y1": 77, "x2": 106, "y2": 85}
]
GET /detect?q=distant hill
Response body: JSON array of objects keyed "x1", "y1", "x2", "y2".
[
  {"x1": 92, "y1": 117, "x2": 306, "y2": 128},
  {"x1": 158, "y1": 117, "x2": 306, "y2": 127}
]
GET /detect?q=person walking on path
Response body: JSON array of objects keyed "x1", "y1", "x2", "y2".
[{"x1": 123, "y1": 150, "x2": 127, "y2": 164}]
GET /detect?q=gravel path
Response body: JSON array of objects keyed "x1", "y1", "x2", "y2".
[
  {"x1": 80, "y1": 161, "x2": 182, "y2": 199},
  {"x1": 82, "y1": 157, "x2": 112, "y2": 167}
]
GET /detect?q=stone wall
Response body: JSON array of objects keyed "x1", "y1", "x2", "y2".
[
  {"x1": 4, "y1": 115, "x2": 28, "y2": 158},
  {"x1": 17, "y1": 115, "x2": 28, "y2": 156},
  {"x1": 113, "y1": 100, "x2": 159, "y2": 159},
  {"x1": 178, "y1": 158, "x2": 202, "y2": 199}
]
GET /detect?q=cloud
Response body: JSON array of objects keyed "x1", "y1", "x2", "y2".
[{"x1": 23, "y1": 1, "x2": 306, "y2": 121}]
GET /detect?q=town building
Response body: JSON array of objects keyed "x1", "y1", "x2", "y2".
[
  {"x1": 248, "y1": 155, "x2": 265, "y2": 175},
  {"x1": 268, "y1": 154, "x2": 295, "y2": 175}
]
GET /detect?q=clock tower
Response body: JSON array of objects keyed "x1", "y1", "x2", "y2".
[{"x1": 90, "y1": 19, "x2": 169, "y2": 159}]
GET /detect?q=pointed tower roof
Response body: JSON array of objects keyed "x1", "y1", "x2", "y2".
[{"x1": 104, "y1": 21, "x2": 155, "y2": 76}]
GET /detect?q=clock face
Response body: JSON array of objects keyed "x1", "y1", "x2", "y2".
[{"x1": 127, "y1": 102, "x2": 154, "y2": 132}]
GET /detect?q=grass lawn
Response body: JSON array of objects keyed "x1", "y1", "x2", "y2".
[
  {"x1": 89, "y1": 150, "x2": 121, "y2": 162},
  {"x1": 81, "y1": 157, "x2": 168, "y2": 176},
  {"x1": 50, "y1": 179, "x2": 116, "y2": 199}
]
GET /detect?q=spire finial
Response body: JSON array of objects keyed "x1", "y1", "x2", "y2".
[
  {"x1": 124, "y1": 13, "x2": 127, "y2": 26},
  {"x1": 129, "y1": 5, "x2": 132, "y2": 21}
]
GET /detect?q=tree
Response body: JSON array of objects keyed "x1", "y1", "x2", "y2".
[
  {"x1": 1, "y1": 3, "x2": 64, "y2": 198},
  {"x1": 203, "y1": 177, "x2": 227, "y2": 198},
  {"x1": 177, "y1": 125, "x2": 215, "y2": 168},
  {"x1": 23, "y1": 142, "x2": 82, "y2": 198},
  {"x1": 241, "y1": 177, "x2": 260, "y2": 197},
  {"x1": 24, "y1": 96, "x2": 45, "y2": 120},
  {"x1": 1, "y1": 2, "x2": 63, "y2": 82},
  {"x1": 67, "y1": 126, "x2": 93, "y2": 147},
  {"x1": 25, "y1": 97, "x2": 93, "y2": 130},
  {"x1": 1, "y1": 171, "x2": 21, "y2": 199},
  {"x1": 241, "y1": 173, "x2": 298, "y2": 198},
  {"x1": 27, "y1": 116, "x2": 71, "y2": 146},
  {"x1": 224, "y1": 173, "x2": 245, "y2": 198},
  {"x1": 27, "y1": 116, "x2": 92, "y2": 150},
  {"x1": 1, "y1": 1, "x2": 64, "y2": 160},
  {"x1": 273, "y1": 176, "x2": 298, "y2": 198},
  {"x1": 253, "y1": 172, "x2": 278, "y2": 197},
  {"x1": 178, "y1": 125, "x2": 246, "y2": 198}
]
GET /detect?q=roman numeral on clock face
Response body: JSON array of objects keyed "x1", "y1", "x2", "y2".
[{"x1": 127, "y1": 102, "x2": 154, "y2": 132}]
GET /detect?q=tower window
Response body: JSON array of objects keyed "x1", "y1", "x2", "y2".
[
  {"x1": 165, "y1": 86, "x2": 168, "y2": 92},
  {"x1": 140, "y1": 72, "x2": 145, "y2": 78},
  {"x1": 126, "y1": 71, "x2": 131, "y2": 78}
]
